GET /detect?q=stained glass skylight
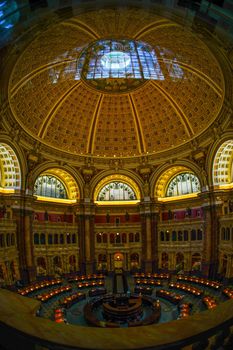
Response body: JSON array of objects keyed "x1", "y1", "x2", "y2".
[{"x1": 78, "y1": 39, "x2": 184, "y2": 92}]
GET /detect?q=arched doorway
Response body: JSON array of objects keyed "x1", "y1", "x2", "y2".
[
  {"x1": 53, "y1": 256, "x2": 62, "y2": 275},
  {"x1": 10, "y1": 261, "x2": 17, "y2": 281},
  {"x1": 0, "y1": 265, "x2": 5, "y2": 286},
  {"x1": 113, "y1": 252, "x2": 124, "y2": 270},
  {"x1": 97, "y1": 254, "x2": 107, "y2": 271},
  {"x1": 161, "y1": 252, "x2": 169, "y2": 270},
  {"x1": 69, "y1": 255, "x2": 76, "y2": 272},
  {"x1": 36, "y1": 257, "x2": 46, "y2": 276},
  {"x1": 176, "y1": 252, "x2": 184, "y2": 273},
  {"x1": 192, "y1": 253, "x2": 201, "y2": 271},
  {"x1": 130, "y1": 253, "x2": 139, "y2": 270},
  {"x1": 220, "y1": 254, "x2": 228, "y2": 276}
]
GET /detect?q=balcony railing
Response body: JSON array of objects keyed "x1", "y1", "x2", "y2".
[{"x1": 0, "y1": 288, "x2": 233, "y2": 350}]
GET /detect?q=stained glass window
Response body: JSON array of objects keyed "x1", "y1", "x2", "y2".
[
  {"x1": 97, "y1": 181, "x2": 136, "y2": 201},
  {"x1": 34, "y1": 175, "x2": 67, "y2": 199},
  {"x1": 166, "y1": 173, "x2": 200, "y2": 197}
]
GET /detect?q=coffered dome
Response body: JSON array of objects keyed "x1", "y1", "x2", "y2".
[{"x1": 8, "y1": 8, "x2": 224, "y2": 159}]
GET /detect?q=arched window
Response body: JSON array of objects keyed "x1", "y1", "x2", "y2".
[
  {"x1": 197, "y1": 229, "x2": 203, "y2": 241},
  {"x1": 0, "y1": 143, "x2": 21, "y2": 189},
  {"x1": 54, "y1": 234, "x2": 58, "y2": 244},
  {"x1": 97, "y1": 182, "x2": 136, "y2": 201},
  {"x1": 166, "y1": 173, "x2": 200, "y2": 197},
  {"x1": 129, "y1": 232, "x2": 134, "y2": 242},
  {"x1": 72, "y1": 234, "x2": 76, "y2": 244},
  {"x1": 165, "y1": 231, "x2": 170, "y2": 241},
  {"x1": 6, "y1": 233, "x2": 10, "y2": 246},
  {"x1": 66, "y1": 233, "x2": 71, "y2": 244},
  {"x1": 11, "y1": 233, "x2": 15, "y2": 246},
  {"x1": 135, "y1": 232, "x2": 140, "y2": 242},
  {"x1": 48, "y1": 234, "x2": 53, "y2": 244},
  {"x1": 0, "y1": 234, "x2": 5, "y2": 247},
  {"x1": 103, "y1": 233, "x2": 107, "y2": 243},
  {"x1": 40, "y1": 233, "x2": 45, "y2": 245},
  {"x1": 60, "y1": 234, "x2": 64, "y2": 244},
  {"x1": 122, "y1": 233, "x2": 127, "y2": 243},
  {"x1": 178, "y1": 231, "x2": 183, "y2": 241},
  {"x1": 172, "y1": 231, "x2": 177, "y2": 241},
  {"x1": 110, "y1": 233, "x2": 114, "y2": 244},
  {"x1": 226, "y1": 228, "x2": 230, "y2": 240},
  {"x1": 191, "y1": 229, "x2": 196, "y2": 241},
  {"x1": 213, "y1": 140, "x2": 233, "y2": 185},
  {"x1": 160, "y1": 231, "x2": 165, "y2": 241},
  {"x1": 221, "y1": 227, "x2": 225, "y2": 240},
  {"x1": 34, "y1": 233, "x2": 39, "y2": 245},
  {"x1": 34, "y1": 175, "x2": 67, "y2": 199},
  {"x1": 116, "y1": 233, "x2": 121, "y2": 243},
  {"x1": 96, "y1": 233, "x2": 102, "y2": 243},
  {"x1": 184, "y1": 230, "x2": 189, "y2": 241}
]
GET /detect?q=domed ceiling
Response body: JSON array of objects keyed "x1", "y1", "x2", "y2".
[{"x1": 9, "y1": 8, "x2": 224, "y2": 159}]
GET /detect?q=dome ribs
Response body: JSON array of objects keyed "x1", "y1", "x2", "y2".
[
  {"x1": 64, "y1": 18, "x2": 100, "y2": 39},
  {"x1": 150, "y1": 81, "x2": 194, "y2": 138},
  {"x1": 134, "y1": 20, "x2": 178, "y2": 40},
  {"x1": 87, "y1": 94, "x2": 104, "y2": 155},
  {"x1": 38, "y1": 81, "x2": 82, "y2": 139},
  {"x1": 128, "y1": 94, "x2": 146, "y2": 154},
  {"x1": 157, "y1": 59, "x2": 223, "y2": 98},
  {"x1": 10, "y1": 59, "x2": 76, "y2": 98}
]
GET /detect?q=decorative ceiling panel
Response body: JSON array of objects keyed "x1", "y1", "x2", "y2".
[{"x1": 8, "y1": 8, "x2": 225, "y2": 159}]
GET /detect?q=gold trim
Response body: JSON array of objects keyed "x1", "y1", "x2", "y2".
[
  {"x1": 63, "y1": 19, "x2": 100, "y2": 39},
  {"x1": 128, "y1": 94, "x2": 146, "y2": 154},
  {"x1": 35, "y1": 196, "x2": 76, "y2": 204},
  {"x1": 158, "y1": 193, "x2": 198, "y2": 202},
  {"x1": 0, "y1": 188, "x2": 15, "y2": 194},
  {"x1": 134, "y1": 21, "x2": 178, "y2": 40},
  {"x1": 213, "y1": 183, "x2": 233, "y2": 190},
  {"x1": 87, "y1": 94, "x2": 104, "y2": 154},
  {"x1": 95, "y1": 200, "x2": 140, "y2": 206}
]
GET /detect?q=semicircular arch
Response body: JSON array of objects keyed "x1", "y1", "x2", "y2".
[
  {"x1": 91, "y1": 170, "x2": 143, "y2": 202},
  {"x1": 208, "y1": 136, "x2": 233, "y2": 187},
  {"x1": 31, "y1": 163, "x2": 83, "y2": 200},
  {"x1": 151, "y1": 161, "x2": 203, "y2": 199},
  {"x1": 0, "y1": 140, "x2": 23, "y2": 190}
]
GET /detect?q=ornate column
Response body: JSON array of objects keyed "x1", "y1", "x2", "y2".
[
  {"x1": 140, "y1": 198, "x2": 159, "y2": 273},
  {"x1": 78, "y1": 201, "x2": 95, "y2": 274},
  {"x1": 202, "y1": 193, "x2": 222, "y2": 278},
  {"x1": 226, "y1": 255, "x2": 233, "y2": 278},
  {"x1": 12, "y1": 195, "x2": 36, "y2": 283}
]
